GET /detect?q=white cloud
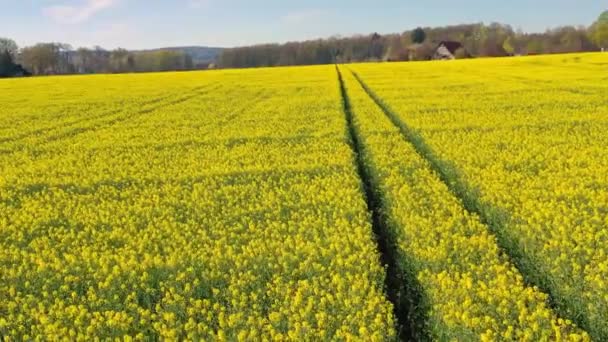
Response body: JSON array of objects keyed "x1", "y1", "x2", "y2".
[
  {"x1": 44, "y1": 0, "x2": 120, "y2": 24},
  {"x1": 280, "y1": 9, "x2": 328, "y2": 25}
]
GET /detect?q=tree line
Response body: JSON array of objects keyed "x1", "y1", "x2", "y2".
[
  {"x1": 220, "y1": 11, "x2": 608, "y2": 68},
  {"x1": 0, "y1": 41, "x2": 199, "y2": 77},
  {"x1": 1, "y1": 10, "x2": 607, "y2": 77}
]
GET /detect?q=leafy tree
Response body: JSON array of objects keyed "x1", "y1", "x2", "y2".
[
  {"x1": 0, "y1": 37, "x2": 18, "y2": 58},
  {"x1": 0, "y1": 50, "x2": 30, "y2": 77},
  {"x1": 411, "y1": 27, "x2": 427, "y2": 44},
  {"x1": 526, "y1": 40, "x2": 543, "y2": 54},
  {"x1": 0, "y1": 50, "x2": 14, "y2": 77},
  {"x1": 502, "y1": 36, "x2": 515, "y2": 55},
  {"x1": 0, "y1": 38, "x2": 18, "y2": 77},
  {"x1": 590, "y1": 10, "x2": 608, "y2": 49},
  {"x1": 0, "y1": 38, "x2": 30, "y2": 77}
]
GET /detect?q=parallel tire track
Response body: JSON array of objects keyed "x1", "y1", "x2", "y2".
[
  {"x1": 336, "y1": 66, "x2": 429, "y2": 341},
  {"x1": 348, "y1": 68, "x2": 594, "y2": 340}
]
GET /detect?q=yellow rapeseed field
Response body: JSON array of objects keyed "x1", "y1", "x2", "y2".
[
  {"x1": 0, "y1": 67, "x2": 395, "y2": 340},
  {"x1": 339, "y1": 67, "x2": 587, "y2": 341},
  {"x1": 0, "y1": 53, "x2": 606, "y2": 340},
  {"x1": 350, "y1": 52, "x2": 608, "y2": 340}
]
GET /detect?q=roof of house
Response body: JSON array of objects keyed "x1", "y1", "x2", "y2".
[{"x1": 437, "y1": 41, "x2": 463, "y2": 54}]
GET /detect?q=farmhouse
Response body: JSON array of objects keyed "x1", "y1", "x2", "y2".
[{"x1": 433, "y1": 41, "x2": 466, "y2": 60}]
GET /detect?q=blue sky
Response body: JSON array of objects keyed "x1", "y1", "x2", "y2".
[{"x1": 1, "y1": 0, "x2": 605, "y2": 49}]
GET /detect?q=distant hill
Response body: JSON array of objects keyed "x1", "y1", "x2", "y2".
[{"x1": 134, "y1": 46, "x2": 224, "y2": 65}]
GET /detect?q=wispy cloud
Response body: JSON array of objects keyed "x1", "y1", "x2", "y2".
[
  {"x1": 280, "y1": 9, "x2": 328, "y2": 25},
  {"x1": 44, "y1": 0, "x2": 120, "y2": 24}
]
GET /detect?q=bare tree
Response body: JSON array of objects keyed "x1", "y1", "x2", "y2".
[
  {"x1": 110, "y1": 48, "x2": 132, "y2": 73},
  {"x1": 20, "y1": 43, "x2": 58, "y2": 75}
]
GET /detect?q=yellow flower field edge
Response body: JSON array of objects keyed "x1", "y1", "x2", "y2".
[
  {"x1": 337, "y1": 66, "x2": 588, "y2": 340},
  {"x1": 349, "y1": 53, "x2": 608, "y2": 340},
  {"x1": 0, "y1": 67, "x2": 396, "y2": 340}
]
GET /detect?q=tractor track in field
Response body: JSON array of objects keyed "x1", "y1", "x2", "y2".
[
  {"x1": 337, "y1": 66, "x2": 429, "y2": 342},
  {"x1": 348, "y1": 68, "x2": 595, "y2": 339}
]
